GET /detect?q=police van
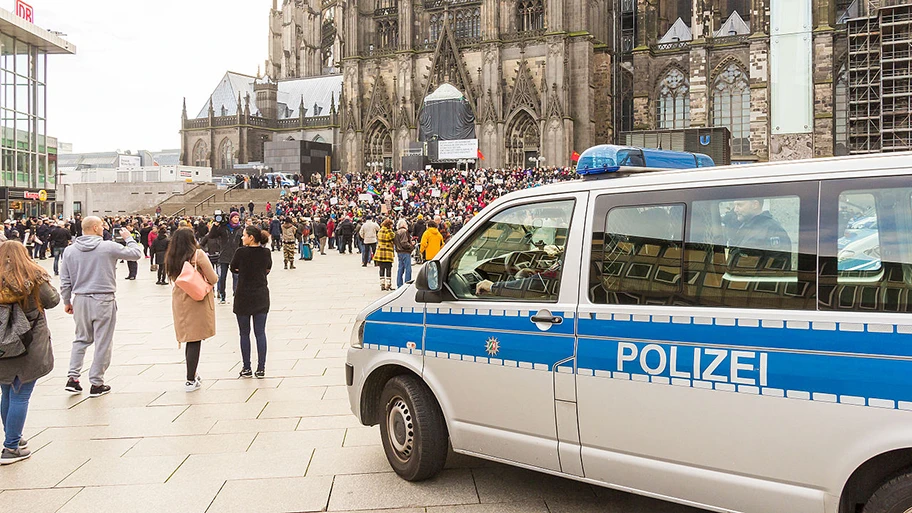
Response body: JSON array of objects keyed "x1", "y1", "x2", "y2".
[{"x1": 345, "y1": 145, "x2": 912, "y2": 513}]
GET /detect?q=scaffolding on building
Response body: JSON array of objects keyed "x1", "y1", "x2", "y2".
[
  {"x1": 847, "y1": 14, "x2": 882, "y2": 154},
  {"x1": 880, "y1": 3, "x2": 912, "y2": 151}
]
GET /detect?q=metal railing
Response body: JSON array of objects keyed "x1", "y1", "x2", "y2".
[{"x1": 223, "y1": 180, "x2": 246, "y2": 200}]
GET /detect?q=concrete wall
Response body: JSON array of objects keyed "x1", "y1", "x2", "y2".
[{"x1": 63, "y1": 182, "x2": 198, "y2": 217}]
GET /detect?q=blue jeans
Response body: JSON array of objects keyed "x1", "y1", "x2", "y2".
[
  {"x1": 396, "y1": 252, "x2": 412, "y2": 288},
  {"x1": 217, "y1": 263, "x2": 238, "y2": 301},
  {"x1": 1, "y1": 378, "x2": 36, "y2": 449},
  {"x1": 237, "y1": 313, "x2": 268, "y2": 371},
  {"x1": 53, "y1": 246, "x2": 64, "y2": 275},
  {"x1": 362, "y1": 243, "x2": 377, "y2": 265}
]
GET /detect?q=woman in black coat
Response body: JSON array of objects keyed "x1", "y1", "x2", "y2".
[
  {"x1": 229, "y1": 226, "x2": 272, "y2": 379},
  {"x1": 150, "y1": 227, "x2": 170, "y2": 285}
]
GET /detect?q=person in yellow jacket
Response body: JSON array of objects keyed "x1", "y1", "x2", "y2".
[{"x1": 419, "y1": 221, "x2": 444, "y2": 261}]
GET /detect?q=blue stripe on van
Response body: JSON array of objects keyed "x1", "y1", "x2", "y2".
[
  {"x1": 577, "y1": 337, "x2": 912, "y2": 407},
  {"x1": 425, "y1": 326, "x2": 574, "y2": 369},
  {"x1": 363, "y1": 322, "x2": 423, "y2": 351},
  {"x1": 577, "y1": 316, "x2": 912, "y2": 358}
]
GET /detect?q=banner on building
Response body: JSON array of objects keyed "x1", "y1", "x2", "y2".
[{"x1": 438, "y1": 139, "x2": 478, "y2": 160}]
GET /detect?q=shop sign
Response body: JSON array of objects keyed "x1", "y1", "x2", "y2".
[
  {"x1": 23, "y1": 191, "x2": 39, "y2": 200},
  {"x1": 38, "y1": 189, "x2": 47, "y2": 201}
]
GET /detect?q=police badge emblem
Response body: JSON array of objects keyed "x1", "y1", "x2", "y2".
[{"x1": 485, "y1": 337, "x2": 500, "y2": 356}]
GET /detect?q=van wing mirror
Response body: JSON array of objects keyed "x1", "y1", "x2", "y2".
[{"x1": 415, "y1": 260, "x2": 443, "y2": 292}]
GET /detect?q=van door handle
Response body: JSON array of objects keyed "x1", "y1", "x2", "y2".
[{"x1": 531, "y1": 311, "x2": 563, "y2": 325}]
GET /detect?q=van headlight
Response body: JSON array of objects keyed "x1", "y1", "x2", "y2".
[{"x1": 351, "y1": 320, "x2": 365, "y2": 349}]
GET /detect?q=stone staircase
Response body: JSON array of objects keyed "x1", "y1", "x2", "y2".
[{"x1": 139, "y1": 186, "x2": 283, "y2": 217}]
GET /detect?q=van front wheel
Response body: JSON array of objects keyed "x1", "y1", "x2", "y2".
[
  {"x1": 863, "y1": 472, "x2": 912, "y2": 513},
  {"x1": 379, "y1": 375, "x2": 448, "y2": 481}
]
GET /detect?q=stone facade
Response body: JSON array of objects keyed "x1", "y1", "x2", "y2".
[
  {"x1": 625, "y1": 0, "x2": 847, "y2": 162},
  {"x1": 181, "y1": 0, "x2": 858, "y2": 174}
]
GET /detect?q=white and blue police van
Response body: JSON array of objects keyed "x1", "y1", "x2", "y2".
[{"x1": 346, "y1": 145, "x2": 912, "y2": 513}]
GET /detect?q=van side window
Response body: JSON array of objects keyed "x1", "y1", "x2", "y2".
[
  {"x1": 820, "y1": 180, "x2": 912, "y2": 312},
  {"x1": 588, "y1": 183, "x2": 817, "y2": 310},
  {"x1": 685, "y1": 195, "x2": 808, "y2": 309},
  {"x1": 445, "y1": 199, "x2": 574, "y2": 302},
  {"x1": 590, "y1": 204, "x2": 685, "y2": 304}
]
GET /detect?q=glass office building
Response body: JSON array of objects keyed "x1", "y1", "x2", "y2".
[{"x1": 0, "y1": 8, "x2": 74, "y2": 219}]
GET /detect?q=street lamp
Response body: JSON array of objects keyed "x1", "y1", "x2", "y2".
[{"x1": 529, "y1": 156, "x2": 545, "y2": 169}]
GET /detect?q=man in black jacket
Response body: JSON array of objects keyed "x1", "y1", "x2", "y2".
[
  {"x1": 49, "y1": 221, "x2": 71, "y2": 275},
  {"x1": 210, "y1": 211, "x2": 245, "y2": 304},
  {"x1": 313, "y1": 217, "x2": 328, "y2": 255},
  {"x1": 338, "y1": 217, "x2": 354, "y2": 254}
]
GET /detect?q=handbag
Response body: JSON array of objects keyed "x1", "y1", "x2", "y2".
[{"x1": 175, "y1": 254, "x2": 213, "y2": 301}]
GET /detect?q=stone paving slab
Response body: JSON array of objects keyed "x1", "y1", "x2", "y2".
[{"x1": 0, "y1": 252, "x2": 710, "y2": 512}]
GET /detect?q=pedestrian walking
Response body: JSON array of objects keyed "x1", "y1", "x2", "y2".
[
  {"x1": 0, "y1": 241, "x2": 60, "y2": 465},
  {"x1": 375, "y1": 219, "x2": 395, "y2": 290},
  {"x1": 230, "y1": 226, "x2": 272, "y2": 379},
  {"x1": 49, "y1": 221, "x2": 70, "y2": 276},
  {"x1": 394, "y1": 219, "x2": 415, "y2": 288},
  {"x1": 164, "y1": 229, "x2": 218, "y2": 392},
  {"x1": 151, "y1": 227, "x2": 170, "y2": 285},
  {"x1": 60, "y1": 216, "x2": 143, "y2": 397}
]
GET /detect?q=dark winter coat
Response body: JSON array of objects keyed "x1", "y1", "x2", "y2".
[{"x1": 0, "y1": 279, "x2": 59, "y2": 385}]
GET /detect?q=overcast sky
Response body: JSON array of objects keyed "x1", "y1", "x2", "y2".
[{"x1": 36, "y1": 0, "x2": 270, "y2": 153}]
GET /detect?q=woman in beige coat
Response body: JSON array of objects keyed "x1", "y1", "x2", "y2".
[{"x1": 164, "y1": 228, "x2": 218, "y2": 392}]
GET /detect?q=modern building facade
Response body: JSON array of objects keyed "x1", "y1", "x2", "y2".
[{"x1": 0, "y1": 7, "x2": 74, "y2": 219}]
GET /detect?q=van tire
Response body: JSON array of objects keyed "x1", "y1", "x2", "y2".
[
  {"x1": 379, "y1": 375, "x2": 448, "y2": 481},
  {"x1": 863, "y1": 472, "x2": 912, "y2": 513}
]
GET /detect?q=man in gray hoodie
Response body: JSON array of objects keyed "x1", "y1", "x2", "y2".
[{"x1": 60, "y1": 216, "x2": 143, "y2": 397}]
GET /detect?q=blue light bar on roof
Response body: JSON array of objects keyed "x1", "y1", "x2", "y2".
[{"x1": 575, "y1": 144, "x2": 715, "y2": 176}]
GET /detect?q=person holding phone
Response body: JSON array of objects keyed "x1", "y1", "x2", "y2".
[{"x1": 60, "y1": 216, "x2": 143, "y2": 397}]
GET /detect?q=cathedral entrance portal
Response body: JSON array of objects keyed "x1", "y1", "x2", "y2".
[
  {"x1": 507, "y1": 110, "x2": 540, "y2": 169},
  {"x1": 365, "y1": 121, "x2": 393, "y2": 172}
]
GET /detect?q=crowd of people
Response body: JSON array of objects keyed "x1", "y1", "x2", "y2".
[{"x1": 0, "y1": 165, "x2": 578, "y2": 466}]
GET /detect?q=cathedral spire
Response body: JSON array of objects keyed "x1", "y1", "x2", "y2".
[
  {"x1": 330, "y1": 91, "x2": 336, "y2": 115},
  {"x1": 299, "y1": 95, "x2": 306, "y2": 120},
  {"x1": 208, "y1": 96, "x2": 214, "y2": 117},
  {"x1": 181, "y1": 97, "x2": 187, "y2": 120}
]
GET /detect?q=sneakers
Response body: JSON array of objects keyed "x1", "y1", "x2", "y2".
[
  {"x1": 254, "y1": 370, "x2": 265, "y2": 379},
  {"x1": 19, "y1": 439, "x2": 27, "y2": 449},
  {"x1": 0, "y1": 447, "x2": 30, "y2": 465},
  {"x1": 184, "y1": 377, "x2": 201, "y2": 392},
  {"x1": 219, "y1": 298, "x2": 227, "y2": 305},
  {"x1": 239, "y1": 368, "x2": 252, "y2": 379},
  {"x1": 65, "y1": 378, "x2": 83, "y2": 394},
  {"x1": 89, "y1": 384, "x2": 111, "y2": 398}
]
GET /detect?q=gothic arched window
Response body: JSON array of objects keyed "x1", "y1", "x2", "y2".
[
  {"x1": 376, "y1": 19, "x2": 398, "y2": 50},
  {"x1": 656, "y1": 68, "x2": 690, "y2": 129},
  {"x1": 430, "y1": 13, "x2": 443, "y2": 43},
  {"x1": 711, "y1": 62, "x2": 750, "y2": 155},
  {"x1": 192, "y1": 140, "x2": 208, "y2": 168},
  {"x1": 455, "y1": 8, "x2": 481, "y2": 40},
  {"x1": 517, "y1": 0, "x2": 544, "y2": 32},
  {"x1": 218, "y1": 138, "x2": 234, "y2": 170},
  {"x1": 834, "y1": 63, "x2": 848, "y2": 156}
]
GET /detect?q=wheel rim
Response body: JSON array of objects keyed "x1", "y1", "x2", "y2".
[{"x1": 386, "y1": 397, "x2": 415, "y2": 463}]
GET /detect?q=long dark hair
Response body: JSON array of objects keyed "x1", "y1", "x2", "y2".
[
  {"x1": 164, "y1": 228, "x2": 199, "y2": 280},
  {"x1": 0, "y1": 241, "x2": 50, "y2": 311}
]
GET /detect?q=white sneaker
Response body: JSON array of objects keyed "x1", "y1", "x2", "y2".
[{"x1": 184, "y1": 378, "x2": 201, "y2": 392}]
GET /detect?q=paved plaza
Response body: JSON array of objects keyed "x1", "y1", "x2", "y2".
[{"x1": 0, "y1": 250, "x2": 708, "y2": 513}]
